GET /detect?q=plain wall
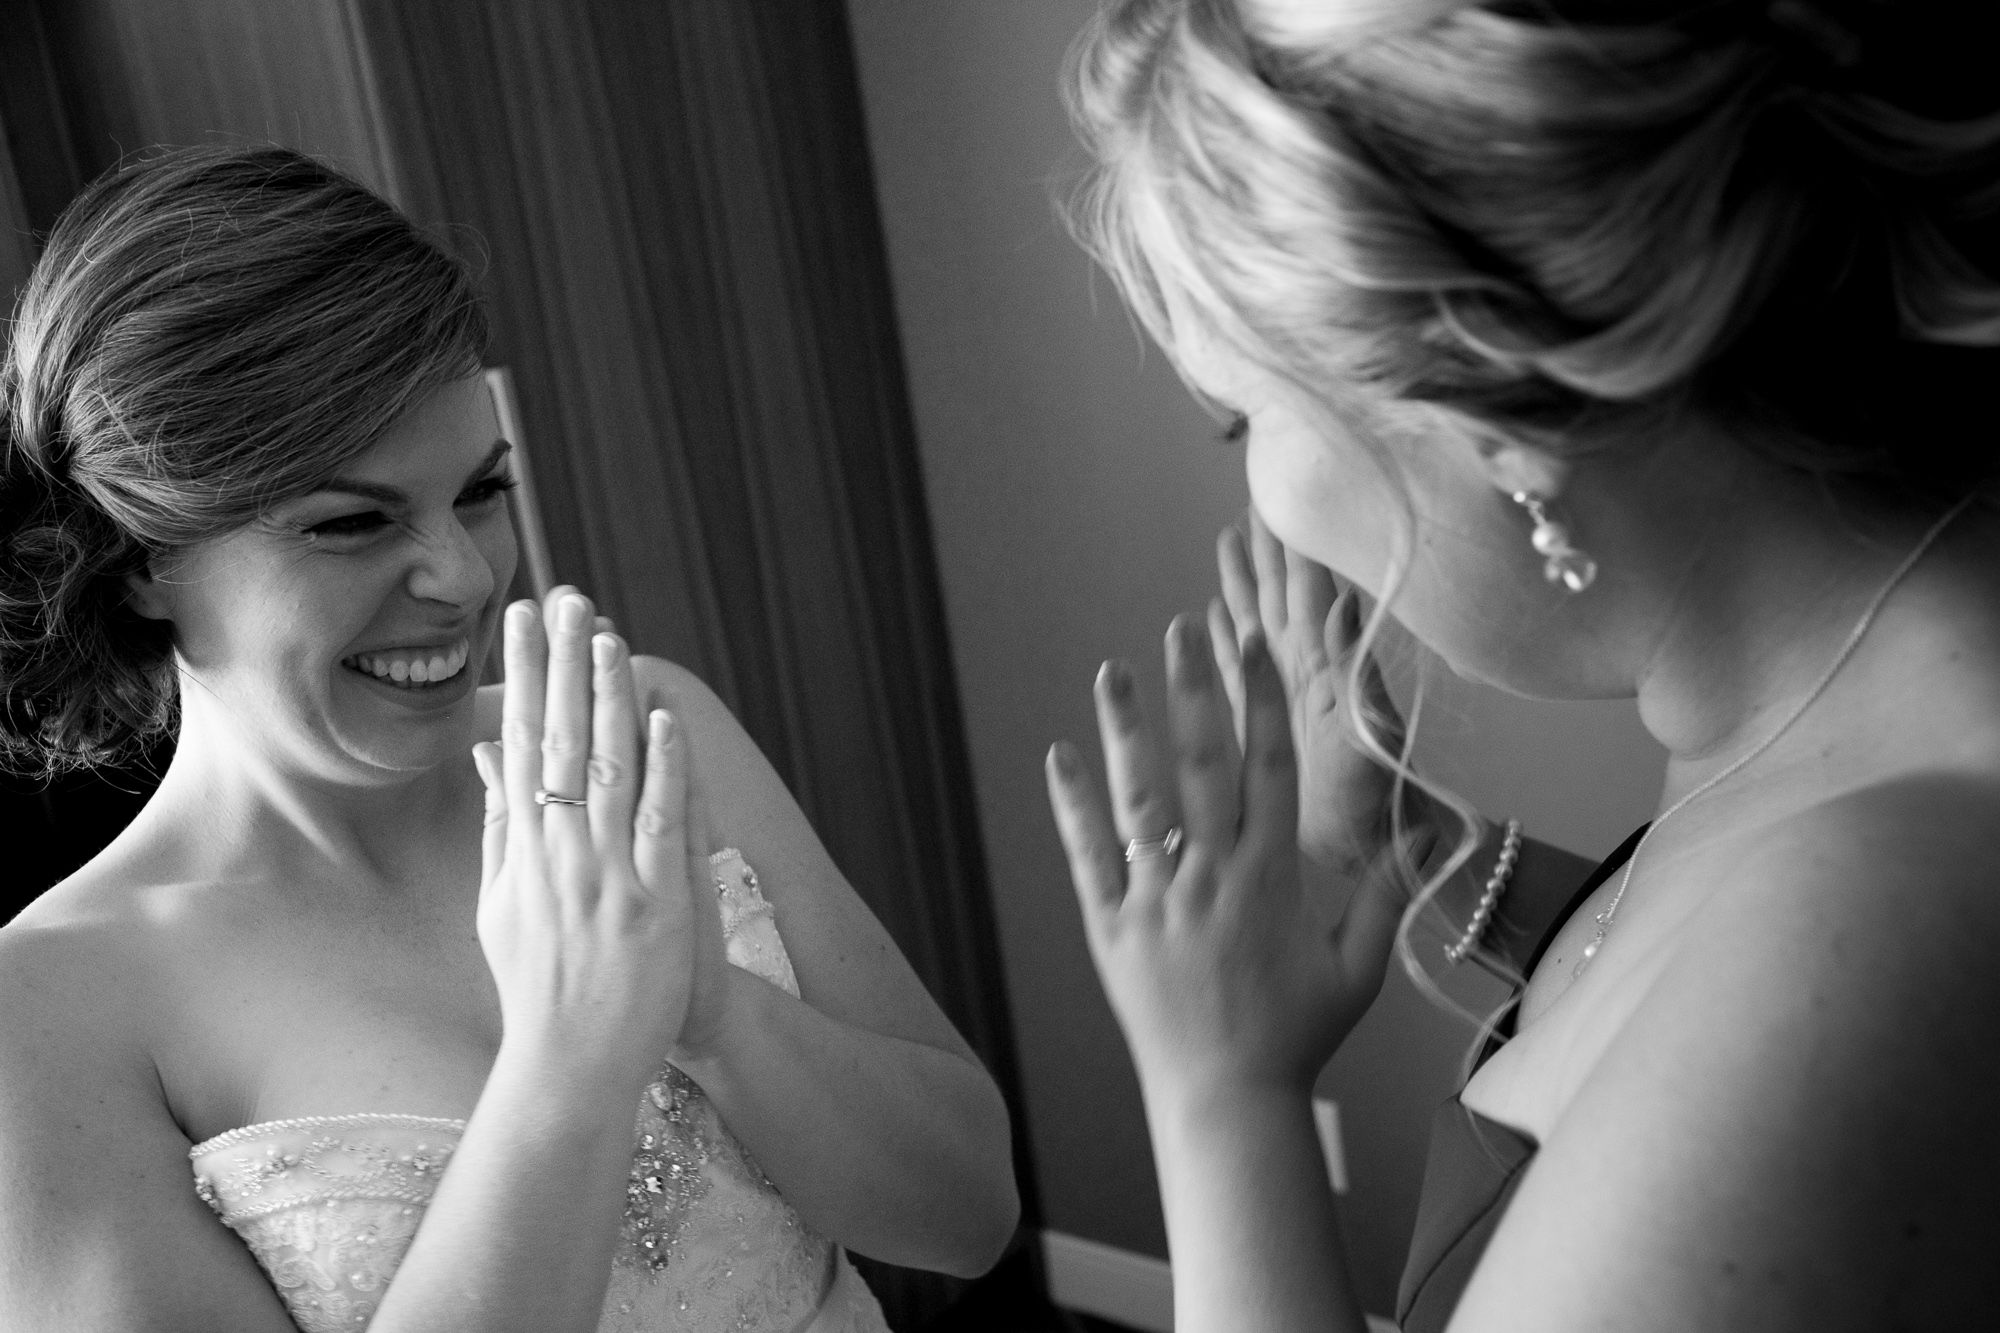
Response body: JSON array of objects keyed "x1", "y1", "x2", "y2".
[{"x1": 842, "y1": 1, "x2": 1667, "y2": 1313}]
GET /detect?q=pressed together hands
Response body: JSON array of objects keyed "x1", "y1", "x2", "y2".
[
  {"x1": 1046, "y1": 513, "x2": 1418, "y2": 1107},
  {"x1": 470, "y1": 588, "x2": 728, "y2": 1099}
]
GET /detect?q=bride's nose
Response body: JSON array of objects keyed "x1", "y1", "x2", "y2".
[{"x1": 406, "y1": 512, "x2": 498, "y2": 611}]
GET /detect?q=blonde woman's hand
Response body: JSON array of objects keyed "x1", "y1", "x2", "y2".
[
  {"x1": 1045, "y1": 616, "x2": 1404, "y2": 1099},
  {"x1": 471, "y1": 588, "x2": 717, "y2": 1091},
  {"x1": 1212, "y1": 511, "x2": 1414, "y2": 876}
]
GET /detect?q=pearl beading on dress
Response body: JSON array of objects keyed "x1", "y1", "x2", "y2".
[
  {"x1": 191, "y1": 1119, "x2": 463, "y2": 1227},
  {"x1": 192, "y1": 1112, "x2": 468, "y2": 1159}
]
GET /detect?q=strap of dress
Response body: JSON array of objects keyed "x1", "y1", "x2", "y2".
[
  {"x1": 1518, "y1": 822, "x2": 1649, "y2": 980},
  {"x1": 1479, "y1": 822, "x2": 1649, "y2": 1059}
]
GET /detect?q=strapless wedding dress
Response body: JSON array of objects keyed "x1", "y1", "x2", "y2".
[{"x1": 190, "y1": 849, "x2": 889, "y2": 1333}]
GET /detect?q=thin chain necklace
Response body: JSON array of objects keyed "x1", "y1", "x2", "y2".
[{"x1": 1573, "y1": 495, "x2": 1975, "y2": 979}]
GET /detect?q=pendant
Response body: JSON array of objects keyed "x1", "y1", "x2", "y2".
[{"x1": 1572, "y1": 934, "x2": 1602, "y2": 979}]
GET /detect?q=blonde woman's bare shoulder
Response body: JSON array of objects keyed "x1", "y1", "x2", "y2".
[
  {"x1": 1460, "y1": 774, "x2": 2000, "y2": 1329},
  {"x1": 1664, "y1": 772, "x2": 2000, "y2": 1057},
  {"x1": 1729, "y1": 771, "x2": 2000, "y2": 947}
]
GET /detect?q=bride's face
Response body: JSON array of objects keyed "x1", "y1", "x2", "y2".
[{"x1": 153, "y1": 374, "x2": 519, "y2": 782}]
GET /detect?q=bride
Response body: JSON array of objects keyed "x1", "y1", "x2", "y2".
[{"x1": 0, "y1": 144, "x2": 1017, "y2": 1332}]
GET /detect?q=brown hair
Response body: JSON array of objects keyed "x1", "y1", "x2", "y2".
[{"x1": 0, "y1": 144, "x2": 488, "y2": 776}]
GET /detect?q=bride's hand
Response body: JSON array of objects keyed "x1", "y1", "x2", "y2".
[
  {"x1": 471, "y1": 588, "x2": 717, "y2": 1088},
  {"x1": 1045, "y1": 616, "x2": 1404, "y2": 1098},
  {"x1": 1212, "y1": 511, "x2": 1417, "y2": 876},
  {"x1": 577, "y1": 607, "x2": 732, "y2": 1063}
]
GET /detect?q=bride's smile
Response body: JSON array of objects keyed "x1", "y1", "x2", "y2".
[
  {"x1": 0, "y1": 144, "x2": 1016, "y2": 1333},
  {"x1": 134, "y1": 373, "x2": 517, "y2": 781}
]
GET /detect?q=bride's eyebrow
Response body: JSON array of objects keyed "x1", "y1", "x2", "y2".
[
  {"x1": 465, "y1": 439, "x2": 512, "y2": 481},
  {"x1": 317, "y1": 439, "x2": 512, "y2": 504}
]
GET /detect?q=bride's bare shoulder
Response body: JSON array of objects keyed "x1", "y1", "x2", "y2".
[
  {"x1": 0, "y1": 880, "x2": 162, "y2": 1098},
  {"x1": 626, "y1": 656, "x2": 761, "y2": 768},
  {"x1": 3, "y1": 815, "x2": 232, "y2": 1034}
]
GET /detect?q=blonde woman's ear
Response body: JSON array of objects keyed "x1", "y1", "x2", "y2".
[{"x1": 1464, "y1": 430, "x2": 1572, "y2": 504}]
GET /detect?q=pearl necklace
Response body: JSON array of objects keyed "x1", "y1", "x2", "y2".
[{"x1": 1573, "y1": 495, "x2": 1975, "y2": 978}]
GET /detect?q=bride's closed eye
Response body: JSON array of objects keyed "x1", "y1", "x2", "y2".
[
  {"x1": 302, "y1": 474, "x2": 517, "y2": 539},
  {"x1": 305, "y1": 510, "x2": 390, "y2": 537},
  {"x1": 457, "y1": 472, "x2": 518, "y2": 509}
]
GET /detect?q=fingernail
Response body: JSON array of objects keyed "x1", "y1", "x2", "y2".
[
  {"x1": 1172, "y1": 618, "x2": 1212, "y2": 681},
  {"x1": 559, "y1": 594, "x2": 587, "y2": 631},
  {"x1": 650, "y1": 709, "x2": 673, "y2": 745},
  {"x1": 1050, "y1": 741, "x2": 1077, "y2": 778},
  {"x1": 507, "y1": 600, "x2": 536, "y2": 627},
  {"x1": 592, "y1": 633, "x2": 618, "y2": 667},
  {"x1": 1098, "y1": 659, "x2": 1132, "y2": 700}
]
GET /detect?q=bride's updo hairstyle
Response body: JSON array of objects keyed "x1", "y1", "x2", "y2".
[
  {"x1": 0, "y1": 144, "x2": 486, "y2": 777},
  {"x1": 1064, "y1": 0, "x2": 2000, "y2": 1009}
]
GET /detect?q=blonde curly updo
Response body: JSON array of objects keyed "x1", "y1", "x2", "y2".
[{"x1": 1067, "y1": 0, "x2": 2000, "y2": 499}]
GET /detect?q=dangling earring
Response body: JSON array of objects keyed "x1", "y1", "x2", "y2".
[{"x1": 1511, "y1": 491, "x2": 1597, "y2": 592}]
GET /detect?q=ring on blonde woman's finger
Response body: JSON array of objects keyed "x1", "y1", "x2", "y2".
[{"x1": 534, "y1": 789, "x2": 588, "y2": 807}]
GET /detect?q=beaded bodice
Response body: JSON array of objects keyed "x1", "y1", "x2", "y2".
[{"x1": 190, "y1": 850, "x2": 883, "y2": 1333}]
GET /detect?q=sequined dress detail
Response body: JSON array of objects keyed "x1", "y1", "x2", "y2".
[{"x1": 189, "y1": 849, "x2": 887, "y2": 1333}]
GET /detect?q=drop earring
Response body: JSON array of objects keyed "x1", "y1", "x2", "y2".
[{"x1": 1511, "y1": 491, "x2": 1597, "y2": 592}]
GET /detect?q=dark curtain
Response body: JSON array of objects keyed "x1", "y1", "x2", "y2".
[{"x1": 1, "y1": 2, "x2": 1034, "y2": 1323}]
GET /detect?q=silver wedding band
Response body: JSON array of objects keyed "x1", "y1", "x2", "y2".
[
  {"x1": 534, "y1": 788, "x2": 588, "y2": 807},
  {"x1": 1124, "y1": 826, "x2": 1182, "y2": 863}
]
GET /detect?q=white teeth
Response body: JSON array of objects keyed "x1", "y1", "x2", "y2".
[{"x1": 347, "y1": 638, "x2": 470, "y2": 687}]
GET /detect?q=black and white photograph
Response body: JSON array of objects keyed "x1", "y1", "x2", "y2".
[{"x1": 2, "y1": 3, "x2": 1996, "y2": 1331}]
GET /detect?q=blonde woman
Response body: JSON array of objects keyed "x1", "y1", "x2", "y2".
[{"x1": 1046, "y1": 2, "x2": 2000, "y2": 1330}]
